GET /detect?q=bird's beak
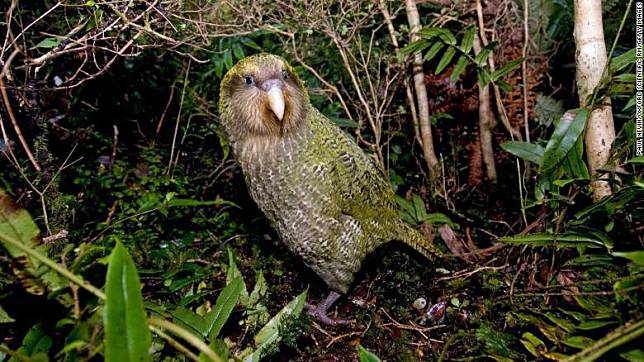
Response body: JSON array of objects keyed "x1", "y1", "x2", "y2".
[{"x1": 266, "y1": 84, "x2": 285, "y2": 121}]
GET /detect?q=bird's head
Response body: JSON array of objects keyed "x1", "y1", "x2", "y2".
[{"x1": 219, "y1": 54, "x2": 309, "y2": 141}]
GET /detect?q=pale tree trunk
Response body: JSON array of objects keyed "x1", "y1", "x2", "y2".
[
  {"x1": 406, "y1": 0, "x2": 439, "y2": 179},
  {"x1": 473, "y1": 35, "x2": 497, "y2": 182},
  {"x1": 574, "y1": 0, "x2": 615, "y2": 200}
]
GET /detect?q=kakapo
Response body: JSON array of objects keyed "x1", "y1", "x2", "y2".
[{"x1": 219, "y1": 53, "x2": 441, "y2": 325}]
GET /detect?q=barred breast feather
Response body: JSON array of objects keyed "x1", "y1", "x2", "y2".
[{"x1": 233, "y1": 105, "x2": 439, "y2": 293}]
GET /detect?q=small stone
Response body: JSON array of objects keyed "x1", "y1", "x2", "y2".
[{"x1": 413, "y1": 297, "x2": 427, "y2": 310}]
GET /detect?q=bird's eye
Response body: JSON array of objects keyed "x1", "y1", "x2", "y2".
[
  {"x1": 281, "y1": 70, "x2": 289, "y2": 80},
  {"x1": 244, "y1": 76, "x2": 255, "y2": 86}
]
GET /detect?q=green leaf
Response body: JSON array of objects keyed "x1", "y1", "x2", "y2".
[
  {"x1": 243, "y1": 290, "x2": 307, "y2": 362},
  {"x1": 561, "y1": 134, "x2": 590, "y2": 179},
  {"x1": 166, "y1": 198, "x2": 238, "y2": 208},
  {"x1": 204, "y1": 276, "x2": 244, "y2": 340},
  {"x1": 240, "y1": 37, "x2": 261, "y2": 51},
  {"x1": 34, "y1": 38, "x2": 60, "y2": 49},
  {"x1": 497, "y1": 233, "x2": 607, "y2": 249},
  {"x1": 170, "y1": 306, "x2": 206, "y2": 336},
  {"x1": 611, "y1": 251, "x2": 644, "y2": 266},
  {"x1": 501, "y1": 142, "x2": 545, "y2": 164},
  {"x1": 562, "y1": 335, "x2": 594, "y2": 349},
  {"x1": 450, "y1": 55, "x2": 468, "y2": 81},
  {"x1": 412, "y1": 194, "x2": 427, "y2": 221},
  {"x1": 492, "y1": 58, "x2": 524, "y2": 81},
  {"x1": 496, "y1": 80, "x2": 512, "y2": 92},
  {"x1": 223, "y1": 49, "x2": 233, "y2": 70},
  {"x1": 576, "y1": 319, "x2": 617, "y2": 330},
  {"x1": 477, "y1": 68, "x2": 492, "y2": 88},
  {"x1": 423, "y1": 42, "x2": 445, "y2": 62},
  {"x1": 520, "y1": 332, "x2": 546, "y2": 357},
  {"x1": 331, "y1": 116, "x2": 360, "y2": 128},
  {"x1": 0, "y1": 305, "x2": 14, "y2": 323},
  {"x1": 610, "y1": 48, "x2": 636, "y2": 73},
  {"x1": 104, "y1": 242, "x2": 152, "y2": 362},
  {"x1": 421, "y1": 213, "x2": 455, "y2": 226},
  {"x1": 474, "y1": 42, "x2": 497, "y2": 66},
  {"x1": 401, "y1": 39, "x2": 430, "y2": 55},
  {"x1": 566, "y1": 319, "x2": 644, "y2": 361},
  {"x1": 232, "y1": 43, "x2": 245, "y2": 60},
  {"x1": 540, "y1": 109, "x2": 589, "y2": 175},
  {"x1": 621, "y1": 349, "x2": 644, "y2": 362},
  {"x1": 435, "y1": 47, "x2": 456, "y2": 74},
  {"x1": 9, "y1": 323, "x2": 51, "y2": 362},
  {"x1": 626, "y1": 156, "x2": 644, "y2": 164},
  {"x1": 358, "y1": 346, "x2": 381, "y2": 362},
  {"x1": 418, "y1": 28, "x2": 456, "y2": 44},
  {"x1": 460, "y1": 26, "x2": 475, "y2": 53},
  {"x1": 564, "y1": 255, "x2": 613, "y2": 266},
  {"x1": 0, "y1": 189, "x2": 63, "y2": 295}
]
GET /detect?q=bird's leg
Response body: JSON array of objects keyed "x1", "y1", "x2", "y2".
[{"x1": 305, "y1": 291, "x2": 348, "y2": 326}]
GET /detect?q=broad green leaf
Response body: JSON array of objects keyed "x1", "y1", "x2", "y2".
[
  {"x1": 104, "y1": 242, "x2": 152, "y2": 362},
  {"x1": 610, "y1": 48, "x2": 635, "y2": 73},
  {"x1": 204, "y1": 276, "x2": 243, "y2": 340},
  {"x1": 435, "y1": 47, "x2": 456, "y2": 74},
  {"x1": 240, "y1": 38, "x2": 261, "y2": 51},
  {"x1": 543, "y1": 312, "x2": 575, "y2": 333},
  {"x1": 0, "y1": 189, "x2": 64, "y2": 295},
  {"x1": 170, "y1": 306, "x2": 206, "y2": 336},
  {"x1": 450, "y1": 55, "x2": 468, "y2": 81},
  {"x1": 611, "y1": 251, "x2": 644, "y2": 266},
  {"x1": 562, "y1": 336, "x2": 594, "y2": 349},
  {"x1": 401, "y1": 39, "x2": 430, "y2": 55},
  {"x1": 477, "y1": 68, "x2": 492, "y2": 88},
  {"x1": 243, "y1": 290, "x2": 307, "y2": 362},
  {"x1": 223, "y1": 49, "x2": 233, "y2": 70},
  {"x1": 621, "y1": 349, "x2": 644, "y2": 362},
  {"x1": 412, "y1": 194, "x2": 427, "y2": 221},
  {"x1": 562, "y1": 133, "x2": 589, "y2": 179},
  {"x1": 520, "y1": 332, "x2": 546, "y2": 357},
  {"x1": 496, "y1": 79, "x2": 512, "y2": 92},
  {"x1": 421, "y1": 213, "x2": 455, "y2": 226},
  {"x1": 423, "y1": 42, "x2": 444, "y2": 62},
  {"x1": 418, "y1": 28, "x2": 456, "y2": 45},
  {"x1": 541, "y1": 109, "x2": 589, "y2": 175},
  {"x1": 492, "y1": 58, "x2": 524, "y2": 81},
  {"x1": 34, "y1": 38, "x2": 60, "y2": 49},
  {"x1": 474, "y1": 42, "x2": 497, "y2": 66},
  {"x1": 232, "y1": 43, "x2": 245, "y2": 60},
  {"x1": 501, "y1": 142, "x2": 545, "y2": 164},
  {"x1": 460, "y1": 26, "x2": 475, "y2": 53},
  {"x1": 358, "y1": 346, "x2": 381, "y2": 362},
  {"x1": 9, "y1": 323, "x2": 52, "y2": 362}
]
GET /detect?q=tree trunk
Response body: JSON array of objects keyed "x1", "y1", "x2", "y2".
[
  {"x1": 405, "y1": 0, "x2": 439, "y2": 179},
  {"x1": 473, "y1": 35, "x2": 497, "y2": 183},
  {"x1": 573, "y1": 0, "x2": 615, "y2": 200}
]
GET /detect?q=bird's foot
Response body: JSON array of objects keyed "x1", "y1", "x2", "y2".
[{"x1": 305, "y1": 291, "x2": 348, "y2": 326}]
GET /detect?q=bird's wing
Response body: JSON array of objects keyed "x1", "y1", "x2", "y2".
[{"x1": 309, "y1": 109, "x2": 398, "y2": 221}]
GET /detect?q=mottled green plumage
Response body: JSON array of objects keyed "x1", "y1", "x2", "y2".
[{"x1": 219, "y1": 54, "x2": 439, "y2": 294}]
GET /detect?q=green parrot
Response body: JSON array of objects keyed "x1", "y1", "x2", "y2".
[{"x1": 219, "y1": 53, "x2": 441, "y2": 325}]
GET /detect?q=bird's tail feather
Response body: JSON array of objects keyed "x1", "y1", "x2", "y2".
[{"x1": 399, "y1": 224, "x2": 443, "y2": 260}]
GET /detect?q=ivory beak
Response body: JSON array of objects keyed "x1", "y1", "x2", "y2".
[{"x1": 266, "y1": 86, "x2": 285, "y2": 121}]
